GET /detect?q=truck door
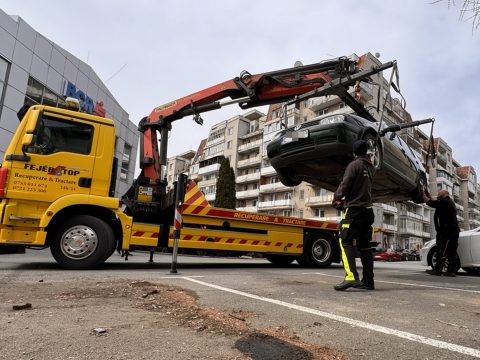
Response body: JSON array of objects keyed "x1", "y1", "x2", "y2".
[{"x1": 3, "y1": 110, "x2": 99, "y2": 221}]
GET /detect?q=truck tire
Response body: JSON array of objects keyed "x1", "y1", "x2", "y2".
[
  {"x1": 300, "y1": 232, "x2": 336, "y2": 267},
  {"x1": 264, "y1": 254, "x2": 296, "y2": 266},
  {"x1": 50, "y1": 215, "x2": 115, "y2": 270}
]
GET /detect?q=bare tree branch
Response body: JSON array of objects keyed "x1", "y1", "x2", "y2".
[{"x1": 433, "y1": 0, "x2": 480, "y2": 31}]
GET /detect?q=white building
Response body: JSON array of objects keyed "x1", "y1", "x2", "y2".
[{"x1": 0, "y1": 9, "x2": 138, "y2": 196}]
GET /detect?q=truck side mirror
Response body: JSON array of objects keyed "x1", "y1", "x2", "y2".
[
  {"x1": 25, "y1": 109, "x2": 40, "y2": 134},
  {"x1": 22, "y1": 134, "x2": 34, "y2": 146}
]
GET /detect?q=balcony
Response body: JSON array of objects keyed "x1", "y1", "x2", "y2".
[
  {"x1": 236, "y1": 206, "x2": 258, "y2": 212},
  {"x1": 205, "y1": 193, "x2": 215, "y2": 202},
  {"x1": 305, "y1": 194, "x2": 334, "y2": 207},
  {"x1": 238, "y1": 139, "x2": 262, "y2": 153},
  {"x1": 237, "y1": 156, "x2": 261, "y2": 169},
  {"x1": 381, "y1": 203, "x2": 398, "y2": 213},
  {"x1": 239, "y1": 129, "x2": 263, "y2": 140},
  {"x1": 308, "y1": 216, "x2": 341, "y2": 223},
  {"x1": 197, "y1": 178, "x2": 217, "y2": 187},
  {"x1": 259, "y1": 182, "x2": 291, "y2": 193},
  {"x1": 236, "y1": 189, "x2": 259, "y2": 199},
  {"x1": 382, "y1": 224, "x2": 397, "y2": 232},
  {"x1": 470, "y1": 218, "x2": 480, "y2": 226},
  {"x1": 236, "y1": 172, "x2": 261, "y2": 184},
  {"x1": 206, "y1": 136, "x2": 224, "y2": 146},
  {"x1": 260, "y1": 166, "x2": 277, "y2": 176},
  {"x1": 398, "y1": 211, "x2": 423, "y2": 221},
  {"x1": 455, "y1": 203, "x2": 464, "y2": 212},
  {"x1": 198, "y1": 163, "x2": 221, "y2": 175},
  {"x1": 257, "y1": 199, "x2": 293, "y2": 210},
  {"x1": 306, "y1": 95, "x2": 339, "y2": 112}
]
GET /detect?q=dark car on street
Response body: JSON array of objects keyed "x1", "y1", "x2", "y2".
[{"x1": 266, "y1": 113, "x2": 427, "y2": 203}]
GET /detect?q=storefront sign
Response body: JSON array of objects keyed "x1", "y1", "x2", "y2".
[{"x1": 64, "y1": 81, "x2": 106, "y2": 117}]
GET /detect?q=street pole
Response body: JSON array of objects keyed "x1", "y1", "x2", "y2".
[{"x1": 170, "y1": 174, "x2": 187, "y2": 274}]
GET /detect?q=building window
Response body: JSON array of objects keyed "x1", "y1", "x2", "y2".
[
  {"x1": 227, "y1": 140, "x2": 232, "y2": 149},
  {"x1": 315, "y1": 208, "x2": 325, "y2": 217},
  {"x1": 270, "y1": 176, "x2": 278, "y2": 184},
  {"x1": 298, "y1": 210, "x2": 304, "y2": 218},
  {"x1": 316, "y1": 108, "x2": 328, "y2": 116},
  {"x1": 283, "y1": 210, "x2": 291, "y2": 217},
  {"x1": 120, "y1": 143, "x2": 132, "y2": 182},
  {"x1": 0, "y1": 57, "x2": 9, "y2": 109},
  {"x1": 299, "y1": 190, "x2": 304, "y2": 200},
  {"x1": 227, "y1": 127, "x2": 234, "y2": 135}
]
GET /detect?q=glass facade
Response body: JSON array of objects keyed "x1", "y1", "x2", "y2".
[
  {"x1": 25, "y1": 77, "x2": 66, "y2": 108},
  {"x1": 0, "y1": 57, "x2": 9, "y2": 111}
]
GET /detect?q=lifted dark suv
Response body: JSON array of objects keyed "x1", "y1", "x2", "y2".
[{"x1": 266, "y1": 113, "x2": 427, "y2": 203}]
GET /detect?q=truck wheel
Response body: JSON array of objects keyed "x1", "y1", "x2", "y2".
[
  {"x1": 264, "y1": 254, "x2": 295, "y2": 266},
  {"x1": 50, "y1": 215, "x2": 114, "y2": 270},
  {"x1": 300, "y1": 233, "x2": 335, "y2": 267}
]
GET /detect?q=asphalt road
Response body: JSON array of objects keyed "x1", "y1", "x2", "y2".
[{"x1": 1, "y1": 249, "x2": 479, "y2": 359}]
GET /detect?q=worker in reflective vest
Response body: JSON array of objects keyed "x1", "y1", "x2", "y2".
[{"x1": 332, "y1": 140, "x2": 376, "y2": 291}]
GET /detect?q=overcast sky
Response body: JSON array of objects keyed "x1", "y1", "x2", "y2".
[{"x1": 2, "y1": 1, "x2": 479, "y2": 174}]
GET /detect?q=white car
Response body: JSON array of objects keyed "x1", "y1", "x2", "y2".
[{"x1": 420, "y1": 227, "x2": 480, "y2": 275}]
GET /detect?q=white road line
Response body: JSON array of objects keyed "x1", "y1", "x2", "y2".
[
  {"x1": 157, "y1": 275, "x2": 205, "y2": 279},
  {"x1": 302, "y1": 272, "x2": 480, "y2": 294},
  {"x1": 182, "y1": 276, "x2": 480, "y2": 358}
]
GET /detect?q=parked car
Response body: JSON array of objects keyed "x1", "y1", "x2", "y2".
[
  {"x1": 374, "y1": 250, "x2": 403, "y2": 262},
  {"x1": 401, "y1": 249, "x2": 420, "y2": 261},
  {"x1": 266, "y1": 113, "x2": 427, "y2": 203},
  {"x1": 420, "y1": 227, "x2": 480, "y2": 275}
]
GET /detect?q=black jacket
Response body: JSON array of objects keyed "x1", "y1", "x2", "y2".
[
  {"x1": 426, "y1": 196, "x2": 459, "y2": 233},
  {"x1": 334, "y1": 155, "x2": 375, "y2": 208}
]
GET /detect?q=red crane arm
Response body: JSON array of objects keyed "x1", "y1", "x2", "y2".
[{"x1": 137, "y1": 53, "x2": 395, "y2": 191}]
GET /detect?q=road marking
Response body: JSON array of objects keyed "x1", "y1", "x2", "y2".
[
  {"x1": 303, "y1": 272, "x2": 480, "y2": 294},
  {"x1": 157, "y1": 275, "x2": 205, "y2": 279},
  {"x1": 182, "y1": 276, "x2": 480, "y2": 358}
]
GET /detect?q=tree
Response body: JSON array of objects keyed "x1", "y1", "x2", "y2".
[
  {"x1": 435, "y1": 0, "x2": 480, "y2": 31},
  {"x1": 215, "y1": 158, "x2": 237, "y2": 209}
]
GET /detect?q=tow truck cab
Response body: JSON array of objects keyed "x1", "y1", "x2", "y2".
[{"x1": 0, "y1": 104, "x2": 120, "y2": 248}]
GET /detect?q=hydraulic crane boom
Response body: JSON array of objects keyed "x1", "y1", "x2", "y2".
[{"x1": 124, "y1": 53, "x2": 395, "y2": 221}]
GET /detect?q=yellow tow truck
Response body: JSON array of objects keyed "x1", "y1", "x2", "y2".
[{"x1": 0, "y1": 54, "x2": 391, "y2": 269}]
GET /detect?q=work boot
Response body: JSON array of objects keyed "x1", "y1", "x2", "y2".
[
  {"x1": 426, "y1": 269, "x2": 442, "y2": 276},
  {"x1": 442, "y1": 272, "x2": 456, "y2": 277},
  {"x1": 334, "y1": 279, "x2": 361, "y2": 291},
  {"x1": 354, "y1": 281, "x2": 375, "y2": 290}
]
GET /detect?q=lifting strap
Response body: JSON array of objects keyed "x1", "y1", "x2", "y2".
[{"x1": 424, "y1": 119, "x2": 437, "y2": 172}]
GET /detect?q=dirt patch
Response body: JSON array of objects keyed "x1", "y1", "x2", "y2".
[{"x1": 2, "y1": 279, "x2": 347, "y2": 359}]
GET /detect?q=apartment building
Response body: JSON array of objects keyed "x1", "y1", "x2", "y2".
[
  {"x1": 455, "y1": 165, "x2": 480, "y2": 230},
  {"x1": 166, "y1": 150, "x2": 196, "y2": 191},
  {"x1": 189, "y1": 110, "x2": 265, "y2": 205}
]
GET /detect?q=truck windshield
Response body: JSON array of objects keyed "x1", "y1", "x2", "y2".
[{"x1": 25, "y1": 114, "x2": 94, "y2": 155}]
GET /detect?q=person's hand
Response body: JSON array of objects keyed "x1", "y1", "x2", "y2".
[
  {"x1": 422, "y1": 193, "x2": 430, "y2": 203},
  {"x1": 332, "y1": 198, "x2": 344, "y2": 210}
]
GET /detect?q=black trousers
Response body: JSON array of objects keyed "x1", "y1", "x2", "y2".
[
  {"x1": 434, "y1": 229, "x2": 459, "y2": 273},
  {"x1": 339, "y1": 207, "x2": 375, "y2": 283}
]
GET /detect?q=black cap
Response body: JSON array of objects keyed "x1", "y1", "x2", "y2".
[{"x1": 353, "y1": 140, "x2": 368, "y2": 155}]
